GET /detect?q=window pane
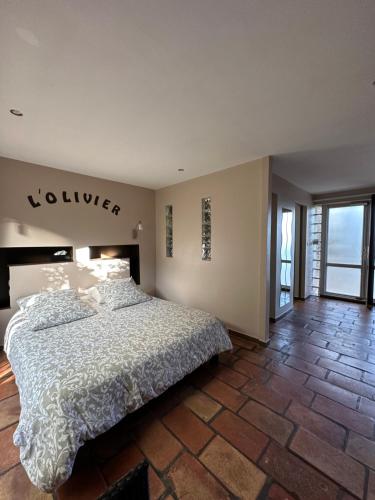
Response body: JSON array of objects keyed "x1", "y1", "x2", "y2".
[
  {"x1": 281, "y1": 210, "x2": 293, "y2": 261},
  {"x1": 327, "y1": 206, "x2": 364, "y2": 265},
  {"x1": 165, "y1": 205, "x2": 173, "y2": 257},
  {"x1": 326, "y1": 266, "x2": 361, "y2": 297},
  {"x1": 202, "y1": 197, "x2": 211, "y2": 261},
  {"x1": 281, "y1": 262, "x2": 291, "y2": 287}
]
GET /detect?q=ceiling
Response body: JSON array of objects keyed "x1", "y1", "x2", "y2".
[
  {"x1": 272, "y1": 144, "x2": 375, "y2": 195},
  {"x1": 1, "y1": 1, "x2": 375, "y2": 190}
]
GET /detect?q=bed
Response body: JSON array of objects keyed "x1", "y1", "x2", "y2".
[{"x1": 5, "y1": 279, "x2": 232, "y2": 492}]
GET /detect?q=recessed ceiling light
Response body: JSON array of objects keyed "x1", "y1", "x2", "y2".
[
  {"x1": 178, "y1": 168, "x2": 184, "y2": 172},
  {"x1": 10, "y1": 109, "x2": 23, "y2": 116}
]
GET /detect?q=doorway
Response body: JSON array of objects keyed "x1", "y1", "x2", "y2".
[{"x1": 321, "y1": 203, "x2": 369, "y2": 301}]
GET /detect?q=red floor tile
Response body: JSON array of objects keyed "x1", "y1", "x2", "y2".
[
  {"x1": 363, "y1": 371, "x2": 375, "y2": 386},
  {"x1": 201, "y1": 378, "x2": 247, "y2": 412},
  {"x1": 346, "y1": 432, "x2": 375, "y2": 469},
  {"x1": 200, "y1": 436, "x2": 266, "y2": 499},
  {"x1": 368, "y1": 471, "x2": 375, "y2": 500},
  {"x1": 259, "y1": 442, "x2": 340, "y2": 500},
  {"x1": 305, "y1": 376, "x2": 359, "y2": 409},
  {"x1": 317, "y1": 358, "x2": 363, "y2": 380},
  {"x1": 149, "y1": 467, "x2": 166, "y2": 500},
  {"x1": 212, "y1": 364, "x2": 248, "y2": 388},
  {"x1": 327, "y1": 372, "x2": 375, "y2": 399},
  {"x1": 211, "y1": 409, "x2": 269, "y2": 461},
  {"x1": 135, "y1": 419, "x2": 182, "y2": 471},
  {"x1": 239, "y1": 400, "x2": 294, "y2": 445},
  {"x1": 241, "y1": 381, "x2": 291, "y2": 414},
  {"x1": 236, "y1": 348, "x2": 268, "y2": 366},
  {"x1": 267, "y1": 360, "x2": 308, "y2": 385},
  {"x1": 340, "y1": 356, "x2": 375, "y2": 375},
  {"x1": 0, "y1": 423, "x2": 19, "y2": 474},
  {"x1": 232, "y1": 359, "x2": 270, "y2": 383},
  {"x1": 255, "y1": 346, "x2": 287, "y2": 362},
  {"x1": 0, "y1": 395, "x2": 20, "y2": 430},
  {"x1": 57, "y1": 464, "x2": 107, "y2": 500},
  {"x1": 0, "y1": 381, "x2": 18, "y2": 402},
  {"x1": 267, "y1": 374, "x2": 314, "y2": 406},
  {"x1": 162, "y1": 404, "x2": 214, "y2": 454},
  {"x1": 2, "y1": 297, "x2": 375, "y2": 499},
  {"x1": 100, "y1": 442, "x2": 144, "y2": 485},
  {"x1": 182, "y1": 390, "x2": 222, "y2": 422},
  {"x1": 290, "y1": 427, "x2": 365, "y2": 498},
  {"x1": 358, "y1": 396, "x2": 375, "y2": 418},
  {"x1": 285, "y1": 355, "x2": 328, "y2": 379},
  {"x1": 0, "y1": 464, "x2": 52, "y2": 500},
  {"x1": 168, "y1": 452, "x2": 230, "y2": 499},
  {"x1": 312, "y1": 395, "x2": 374, "y2": 438},
  {"x1": 266, "y1": 483, "x2": 296, "y2": 500},
  {"x1": 281, "y1": 344, "x2": 320, "y2": 364},
  {"x1": 286, "y1": 401, "x2": 346, "y2": 449}
]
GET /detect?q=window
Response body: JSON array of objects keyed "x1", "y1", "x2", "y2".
[
  {"x1": 323, "y1": 204, "x2": 365, "y2": 298},
  {"x1": 202, "y1": 197, "x2": 211, "y2": 261},
  {"x1": 310, "y1": 205, "x2": 322, "y2": 296},
  {"x1": 165, "y1": 205, "x2": 173, "y2": 257}
]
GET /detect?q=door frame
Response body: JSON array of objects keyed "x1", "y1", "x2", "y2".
[
  {"x1": 320, "y1": 201, "x2": 370, "y2": 302},
  {"x1": 294, "y1": 204, "x2": 307, "y2": 299}
]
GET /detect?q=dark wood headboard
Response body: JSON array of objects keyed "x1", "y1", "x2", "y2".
[{"x1": 0, "y1": 244, "x2": 140, "y2": 309}]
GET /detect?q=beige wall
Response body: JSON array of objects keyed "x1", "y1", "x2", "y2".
[
  {"x1": 0, "y1": 156, "x2": 155, "y2": 341},
  {"x1": 155, "y1": 157, "x2": 271, "y2": 342}
]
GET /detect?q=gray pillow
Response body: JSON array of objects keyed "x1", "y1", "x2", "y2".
[
  {"x1": 21, "y1": 289, "x2": 96, "y2": 331},
  {"x1": 97, "y1": 278, "x2": 151, "y2": 310},
  {"x1": 89, "y1": 277, "x2": 133, "y2": 304},
  {"x1": 17, "y1": 289, "x2": 76, "y2": 311}
]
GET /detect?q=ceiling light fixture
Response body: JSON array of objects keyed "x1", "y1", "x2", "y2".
[{"x1": 10, "y1": 109, "x2": 23, "y2": 116}]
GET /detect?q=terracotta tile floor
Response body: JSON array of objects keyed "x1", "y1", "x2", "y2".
[{"x1": 1, "y1": 297, "x2": 375, "y2": 499}]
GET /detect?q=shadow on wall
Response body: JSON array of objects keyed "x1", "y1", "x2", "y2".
[
  {"x1": 41, "y1": 256, "x2": 131, "y2": 292},
  {"x1": 75, "y1": 248, "x2": 130, "y2": 290},
  {"x1": 0, "y1": 218, "x2": 72, "y2": 247},
  {"x1": 8, "y1": 258, "x2": 130, "y2": 308},
  {"x1": 41, "y1": 265, "x2": 70, "y2": 291}
]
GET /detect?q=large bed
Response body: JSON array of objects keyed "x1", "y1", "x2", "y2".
[{"x1": 5, "y1": 293, "x2": 232, "y2": 492}]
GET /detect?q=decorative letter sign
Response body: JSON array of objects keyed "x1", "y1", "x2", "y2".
[{"x1": 27, "y1": 190, "x2": 121, "y2": 216}]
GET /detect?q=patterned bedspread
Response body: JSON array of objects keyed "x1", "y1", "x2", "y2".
[{"x1": 4, "y1": 298, "x2": 232, "y2": 492}]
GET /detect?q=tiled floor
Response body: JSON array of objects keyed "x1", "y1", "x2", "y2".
[{"x1": 1, "y1": 297, "x2": 375, "y2": 499}]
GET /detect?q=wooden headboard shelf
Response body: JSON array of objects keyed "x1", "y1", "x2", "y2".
[
  {"x1": 0, "y1": 244, "x2": 140, "y2": 309},
  {"x1": 89, "y1": 245, "x2": 140, "y2": 284}
]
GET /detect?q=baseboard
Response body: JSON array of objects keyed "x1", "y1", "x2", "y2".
[
  {"x1": 294, "y1": 294, "x2": 312, "y2": 302},
  {"x1": 319, "y1": 293, "x2": 366, "y2": 305},
  {"x1": 229, "y1": 329, "x2": 270, "y2": 347},
  {"x1": 269, "y1": 307, "x2": 294, "y2": 323}
]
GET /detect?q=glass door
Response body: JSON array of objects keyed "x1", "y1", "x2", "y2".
[
  {"x1": 322, "y1": 203, "x2": 369, "y2": 300},
  {"x1": 280, "y1": 208, "x2": 293, "y2": 307}
]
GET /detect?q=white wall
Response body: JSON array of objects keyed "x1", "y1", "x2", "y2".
[{"x1": 155, "y1": 157, "x2": 271, "y2": 342}]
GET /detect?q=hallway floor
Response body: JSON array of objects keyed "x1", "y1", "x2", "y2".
[{"x1": 0, "y1": 297, "x2": 375, "y2": 499}]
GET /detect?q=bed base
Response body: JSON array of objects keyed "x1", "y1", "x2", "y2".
[{"x1": 209, "y1": 354, "x2": 219, "y2": 366}]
